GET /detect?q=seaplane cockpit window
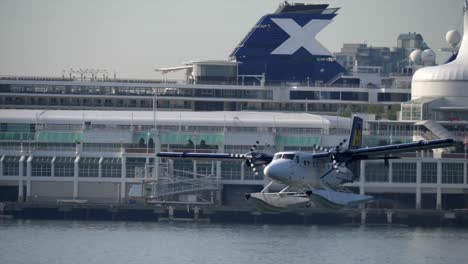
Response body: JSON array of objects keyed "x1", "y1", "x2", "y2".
[
  {"x1": 282, "y1": 154, "x2": 295, "y2": 160},
  {"x1": 273, "y1": 154, "x2": 282, "y2": 160}
]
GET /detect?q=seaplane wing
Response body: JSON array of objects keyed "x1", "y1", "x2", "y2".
[
  {"x1": 157, "y1": 149, "x2": 274, "y2": 169},
  {"x1": 308, "y1": 138, "x2": 454, "y2": 161},
  {"x1": 307, "y1": 115, "x2": 454, "y2": 163},
  {"x1": 157, "y1": 152, "x2": 274, "y2": 162},
  {"x1": 346, "y1": 138, "x2": 454, "y2": 158},
  {"x1": 157, "y1": 152, "x2": 246, "y2": 160}
]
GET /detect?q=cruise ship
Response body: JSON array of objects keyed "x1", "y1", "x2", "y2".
[
  {"x1": 0, "y1": 2, "x2": 467, "y2": 211},
  {"x1": 0, "y1": 2, "x2": 411, "y2": 116}
]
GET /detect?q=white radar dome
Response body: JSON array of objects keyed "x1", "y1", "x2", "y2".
[
  {"x1": 446, "y1": 29, "x2": 461, "y2": 47},
  {"x1": 409, "y1": 49, "x2": 423, "y2": 65},
  {"x1": 421, "y1": 49, "x2": 436, "y2": 65}
]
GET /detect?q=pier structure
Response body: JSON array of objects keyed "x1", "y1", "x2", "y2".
[{"x1": 0, "y1": 109, "x2": 466, "y2": 212}]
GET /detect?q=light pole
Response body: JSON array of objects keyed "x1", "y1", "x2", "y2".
[
  {"x1": 152, "y1": 88, "x2": 157, "y2": 133},
  {"x1": 152, "y1": 88, "x2": 159, "y2": 181}
]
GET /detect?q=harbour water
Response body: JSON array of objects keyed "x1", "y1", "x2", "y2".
[{"x1": 1, "y1": 220, "x2": 467, "y2": 264}]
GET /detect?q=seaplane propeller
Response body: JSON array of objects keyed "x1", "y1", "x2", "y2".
[
  {"x1": 314, "y1": 139, "x2": 348, "y2": 173},
  {"x1": 244, "y1": 141, "x2": 272, "y2": 175}
]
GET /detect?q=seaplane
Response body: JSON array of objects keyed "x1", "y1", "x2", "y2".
[{"x1": 157, "y1": 116, "x2": 454, "y2": 211}]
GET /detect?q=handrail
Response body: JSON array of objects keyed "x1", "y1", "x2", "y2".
[{"x1": 150, "y1": 177, "x2": 220, "y2": 198}]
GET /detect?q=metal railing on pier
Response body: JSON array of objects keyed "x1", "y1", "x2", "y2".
[{"x1": 149, "y1": 177, "x2": 220, "y2": 198}]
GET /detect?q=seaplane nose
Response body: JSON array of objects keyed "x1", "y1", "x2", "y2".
[{"x1": 264, "y1": 160, "x2": 292, "y2": 182}]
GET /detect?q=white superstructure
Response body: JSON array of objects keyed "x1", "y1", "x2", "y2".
[{"x1": 412, "y1": 1, "x2": 468, "y2": 107}]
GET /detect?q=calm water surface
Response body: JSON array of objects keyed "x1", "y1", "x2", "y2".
[{"x1": 1, "y1": 219, "x2": 467, "y2": 264}]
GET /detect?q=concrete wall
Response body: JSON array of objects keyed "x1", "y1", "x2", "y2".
[
  {"x1": 78, "y1": 182, "x2": 119, "y2": 203},
  {"x1": 0, "y1": 180, "x2": 19, "y2": 186},
  {"x1": 30, "y1": 181, "x2": 73, "y2": 202}
]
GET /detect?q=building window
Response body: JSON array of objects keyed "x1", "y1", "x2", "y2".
[
  {"x1": 196, "y1": 162, "x2": 215, "y2": 177},
  {"x1": 2, "y1": 156, "x2": 21, "y2": 176},
  {"x1": 221, "y1": 161, "x2": 242, "y2": 180},
  {"x1": 365, "y1": 162, "x2": 389, "y2": 182},
  {"x1": 79, "y1": 157, "x2": 99, "y2": 177},
  {"x1": 421, "y1": 162, "x2": 437, "y2": 183},
  {"x1": 31, "y1": 157, "x2": 52, "y2": 177},
  {"x1": 442, "y1": 163, "x2": 464, "y2": 184},
  {"x1": 37, "y1": 143, "x2": 75, "y2": 151},
  {"x1": 83, "y1": 143, "x2": 120, "y2": 152},
  {"x1": 172, "y1": 159, "x2": 193, "y2": 178},
  {"x1": 126, "y1": 157, "x2": 146, "y2": 178},
  {"x1": 102, "y1": 158, "x2": 122, "y2": 178},
  {"x1": 54, "y1": 157, "x2": 75, "y2": 177},
  {"x1": 392, "y1": 163, "x2": 416, "y2": 183},
  {"x1": 244, "y1": 164, "x2": 263, "y2": 180}
]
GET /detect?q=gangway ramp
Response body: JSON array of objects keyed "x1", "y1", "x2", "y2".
[
  {"x1": 149, "y1": 177, "x2": 220, "y2": 199},
  {"x1": 416, "y1": 120, "x2": 455, "y2": 140}
]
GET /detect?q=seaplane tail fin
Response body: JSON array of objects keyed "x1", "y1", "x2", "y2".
[{"x1": 348, "y1": 116, "x2": 363, "y2": 150}]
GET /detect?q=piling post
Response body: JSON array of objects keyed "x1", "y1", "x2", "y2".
[
  {"x1": 194, "y1": 206, "x2": 200, "y2": 221},
  {"x1": 168, "y1": 205, "x2": 174, "y2": 220},
  {"x1": 360, "y1": 209, "x2": 367, "y2": 225},
  {"x1": 386, "y1": 209, "x2": 393, "y2": 224}
]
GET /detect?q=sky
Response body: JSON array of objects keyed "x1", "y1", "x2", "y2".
[{"x1": 0, "y1": 0, "x2": 463, "y2": 79}]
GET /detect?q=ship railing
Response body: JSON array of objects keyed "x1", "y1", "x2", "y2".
[
  {"x1": 0, "y1": 75, "x2": 74, "y2": 81},
  {"x1": 0, "y1": 75, "x2": 179, "y2": 84},
  {"x1": 1, "y1": 74, "x2": 414, "y2": 90},
  {"x1": 326, "y1": 72, "x2": 344, "y2": 86},
  {"x1": 125, "y1": 148, "x2": 156, "y2": 154}
]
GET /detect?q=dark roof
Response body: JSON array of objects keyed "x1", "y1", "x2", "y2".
[
  {"x1": 275, "y1": 2, "x2": 329, "y2": 14},
  {"x1": 398, "y1": 32, "x2": 423, "y2": 41}
]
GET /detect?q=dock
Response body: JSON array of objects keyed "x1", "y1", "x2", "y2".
[{"x1": 2, "y1": 202, "x2": 468, "y2": 227}]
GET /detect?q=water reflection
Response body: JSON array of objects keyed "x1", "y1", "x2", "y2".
[{"x1": 1, "y1": 220, "x2": 468, "y2": 264}]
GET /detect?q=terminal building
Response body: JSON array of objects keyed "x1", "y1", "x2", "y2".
[{"x1": 0, "y1": 109, "x2": 466, "y2": 210}]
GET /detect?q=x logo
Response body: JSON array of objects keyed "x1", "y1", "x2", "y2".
[{"x1": 270, "y1": 18, "x2": 331, "y2": 56}]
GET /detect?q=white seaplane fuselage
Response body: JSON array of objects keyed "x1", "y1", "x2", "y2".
[{"x1": 263, "y1": 151, "x2": 353, "y2": 188}]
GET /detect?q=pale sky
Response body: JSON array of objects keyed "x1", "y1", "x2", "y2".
[{"x1": 0, "y1": 0, "x2": 463, "y2": 79}]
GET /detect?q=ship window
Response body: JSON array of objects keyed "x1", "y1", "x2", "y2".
[
  {"x1": 282, "y1": 154, "x2": 295, "y2": 160},
  {"x1": 341, "y1": 92, "x2": 369, "y2": 102},
  {"x1": 320, "y1": 91, "x2": 340, "y2": 100}
]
